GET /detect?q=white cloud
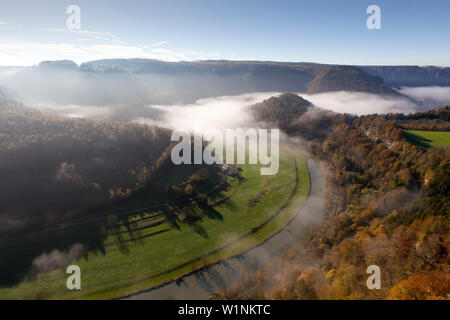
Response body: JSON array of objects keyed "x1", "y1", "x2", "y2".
[
  {"x1": 0, "y1": 40, "x2": 222, "y2": 66},
  {"x1": 45, "y1": 28, "x2": 124, "y2": 43},
  {"x1": 0, "y1": 22, "x2": 8, "y2": 25},
  {"x1": 0, "y1": 25, "x2": 220, "y2": 65},
  {"x1": 152, "y1": 40, "x2": 168, "y2": 47},
  {"x1": 150, "y1": 47, "x2": 189, "y2": 60}
]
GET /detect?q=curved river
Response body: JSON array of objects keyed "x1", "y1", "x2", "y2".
[{"x1": 126, "y1": 158, "x2": 326, "y2": 300}]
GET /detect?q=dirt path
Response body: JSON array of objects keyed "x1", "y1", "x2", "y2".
[{"x1": 125, "y1": 158, "x2": 326, "y2": 300}]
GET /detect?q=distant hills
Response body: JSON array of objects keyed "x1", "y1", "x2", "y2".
[
  {"x1": 78, "y1": 59, "x2": 450, "y2": 91},
  {"x1": 78, "y1": 59, "x2": 396, "y2": 95},
  {"x1": 38, "y1": 60, "x2": 79, "y2": 71},
  {"x1": 360, "y1": 65, "x2": 450, "y2": 87},
  {"x1": 1, "y1": 59, "x2": 449, "y2": 110},
  {"x1": 0, "y1": 87, "x2": 7, "y2": 106}
]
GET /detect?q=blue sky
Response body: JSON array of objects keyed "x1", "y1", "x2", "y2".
[{"x1": 0, "y1": 0, "x2": 449, "y2": 66}]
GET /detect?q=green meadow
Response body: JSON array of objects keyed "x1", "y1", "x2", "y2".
[
  {"x1": 405, "y1": 130, "x2": 450, "y2": 147},
  {"x1": 0, "y1": 147, "x2": 309, "y2": 300}
]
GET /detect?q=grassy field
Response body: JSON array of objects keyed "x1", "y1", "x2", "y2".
[
  {"x1": 0, "y1": 147, "x2": 309, "y2": 299},
  {"x1": 405, "y1": 130, "x2": 450, "y2": 147}
]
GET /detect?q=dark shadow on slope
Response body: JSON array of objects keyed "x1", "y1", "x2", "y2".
[{"x1": 404, "y1": 131, "x2": 432, "y2": 148}]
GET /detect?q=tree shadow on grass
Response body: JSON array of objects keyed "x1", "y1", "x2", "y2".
[
  {"x1": 404, "y1": 131, "x2": 432, "y2": 148},
  {"x1": 0, "y1": 166, "x2": 246, "y2": 290},
  {"x1": 196, "y1": 199, "x2": 224, "y2": 221},
  {"x1": 0, "y1": 221, "x2": 108, "y2": 288},
  {"x1": 187, "y1": 221, "x2": 209, "y2": 239}
]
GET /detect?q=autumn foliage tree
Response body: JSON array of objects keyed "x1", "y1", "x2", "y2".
[{"x1": 387, "y1": 271, "x2": 449, "y2": 300}]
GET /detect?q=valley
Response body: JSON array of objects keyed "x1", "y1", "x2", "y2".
[
  {"x1": 0, "y1": 145, "x2": 310, "y2": 299},
  {"x1": 0, "y1": 62, "x2": 448, "y2": 301}
]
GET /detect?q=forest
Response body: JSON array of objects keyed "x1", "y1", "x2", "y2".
[
  {"x1": 212, "y1": 94, "x2": 449, "y2": 300},
  {"x1": 0, "y1": 95, "x2": 173, "y2": 239}
]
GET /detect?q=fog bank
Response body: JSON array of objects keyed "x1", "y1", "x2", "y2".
[
  {"x1": 300, "y1": 91, "x2": 419, "y2": 115},
  {"x1": 398, "y1": 86, "x2": 450, "y2": 108},
  {"x1": 134, "y1": 92, "x2": 280, "y2": 130}
]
